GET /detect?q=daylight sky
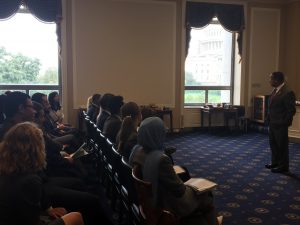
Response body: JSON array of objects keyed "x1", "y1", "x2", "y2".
[{"x1": 0, "y1": 12, "x2": 58, "y2": 73}]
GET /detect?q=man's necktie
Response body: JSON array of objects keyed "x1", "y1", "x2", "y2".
[{"x1": 269, "y1": 88, "x2": 277, "y2": 104}]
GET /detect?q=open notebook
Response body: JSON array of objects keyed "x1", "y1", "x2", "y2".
[
  {"x1": 70, "y1": 142, "x2": 89, "y2": 159},
  {"x1": 184, "y1": 178, "x2": 217, "y2": 193}
]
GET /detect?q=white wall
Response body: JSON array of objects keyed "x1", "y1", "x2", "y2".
[
  {"x1": 282, "y1": 2, "x2": 300, "y2": 99},
  {"x1": 247, "y1": 7, "x2": 281, "y2": 104},
  {"x1": 62, "y1": 0, "x2": 299, "y2": 128},
  {"x1": 71, "y1": 0, "x2": 176, "y2": 108}
]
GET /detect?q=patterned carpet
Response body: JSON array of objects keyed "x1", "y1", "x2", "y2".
[{"x1": 165, "y1": 131, "x2": 300, "y2": 225}]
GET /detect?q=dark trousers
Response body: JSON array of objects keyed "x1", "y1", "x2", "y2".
[
  {"x1": 44, "y1": 177, "x2": 113, "y2": 225},
  {"x1": 269, "y1": 125, "x2": 289, "y2": 169}
]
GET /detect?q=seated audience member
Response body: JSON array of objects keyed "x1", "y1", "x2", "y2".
[
  {"x1": 32, "y1": 101, "x2": 76, "y2": 153},
  {"x1": 0, "y1": 92, "x2": 113, "y2": 225},
  {"x1": 32, "y1": 93, "x2": 60, "y2": 126},
  {"x1": 130, "y1": 117, "x2": 217, "y2": 225},
  {"x1": 0, "y1": 91, "x2": 36, "y2": 140},
  {"x1": 32, "y1": 101, "x2": 87, "y2": 179},
  {"x1": 32, "y1": 93, "x2": 66, "y2": 133},
  {"x1": 32, "y1": 93, "x2": 80, "y2": 147},
  {"x1": 1, "y1": 93, "x2": 84, "y2": 179},
  {"x1": 116, "y1": 101, "x2": 141, "y2": 161},
  {"x1": 0, "y1": 122, "x2": 84, "y2": 225},
  {"x1": 48, "y1": 91, "x2": 64, "y2": 123},
  {"x1": 86, "y1": 96, "x2": 93, "y2": 111},
  {"x1": 86, "y1": 93, "x2": 101, "y2": 123},
  {"x1": 96, "y1": 93, "x2": 114, "y2": 130},
  {"x1": 103, "y1": 95, "x2": 124, "y2": 143}
]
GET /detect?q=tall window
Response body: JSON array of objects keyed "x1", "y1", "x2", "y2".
[
  {"x1": 0, "y1": 6, "x2": 60, "y2": 96},
  {"x1": 185, "y1": 18, "x2": 235, "y2": 106}
]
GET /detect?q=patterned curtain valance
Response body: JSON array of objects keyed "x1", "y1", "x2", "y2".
[
  {"x1": 0, "y1": 0, "x2": 62, "y2": 22},
  {"x1": 185, "y1": 2, "x2": 245, "y2": 58}
]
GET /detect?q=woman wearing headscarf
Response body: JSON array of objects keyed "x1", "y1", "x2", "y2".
[{"x1": 132, "y1": 117, "x2": 217, "y2": 225}]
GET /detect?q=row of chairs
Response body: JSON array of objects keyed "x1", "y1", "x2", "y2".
[{"x1": 82, "y1": 112, "x2": 179, "y2": 225}]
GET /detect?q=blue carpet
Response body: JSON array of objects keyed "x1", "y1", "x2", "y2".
[{"x1": 165, "y1": 131, "x2": 300, "y2": 225}]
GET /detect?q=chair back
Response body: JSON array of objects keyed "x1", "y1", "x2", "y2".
[
  {"x1": 79, "y1": 109, "x2": 87, "y2": 131},
  {"x1": 119, "y1": 157, "x2": 142, "y2": 224},
  {"x1": 111, "y1": 144, "x2": 122, "y2": 176},
  {"x1": 84, "y1": 116, "x2": 95, "y2": 148},
  {"x1": 132, "y1": 165, "x2": 179, "y2": 225},
  {"x1": 120, "y1": 157, "x2": 138, "y2": 203}
]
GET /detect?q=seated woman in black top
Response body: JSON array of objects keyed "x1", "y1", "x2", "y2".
[
  {"x1": 103, "y1": 95, "x2": 124, "y2": 143},
  {"x1": 116, "y1": 101, "x2": 141, "y2": 161},
  {"x1": 96, "y1": 93, "x2": 114, "y2": 131},
  {"x1": 0, "y1": 122, "x2": 84, "y2": 225},
  {"x1": 32, "y1": 93, "x2": 78, "y2": 139},
  {"x1": 86, "y1": 93, "x2": 101, "y2": 123},
  {"x1": 32, "y1": 102, "x2": 87, "y2": 179}
]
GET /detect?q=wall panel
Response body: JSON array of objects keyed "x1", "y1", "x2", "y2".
[
  {"x1": 72, "y1": 0, "x2": 176, "y2": 108},
  {"x1": 248, "y1": 8, "x2": 281, "y2": 103}
]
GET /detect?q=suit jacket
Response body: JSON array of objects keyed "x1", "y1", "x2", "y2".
[{"x1": 268, "y1": 84, "x2": 296, "y2": 127}]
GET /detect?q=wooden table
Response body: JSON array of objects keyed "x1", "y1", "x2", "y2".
[
  {"x1": 200, "y1": 106, "x2": 238, "y2": 130},
  {"x1": 154, "y1": 109, "x2": 173, "y2": 132},
  {"x1": 141, "y1": 107, "x2": 173, "y2": 132}
]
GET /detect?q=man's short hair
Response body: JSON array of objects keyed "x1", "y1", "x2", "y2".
[
  {"x1": 271, "y1": 71, "x2": 285, "y2": 83},
  {"x1": 4, "y1": 91, "x2": 30, "y2": 118}
]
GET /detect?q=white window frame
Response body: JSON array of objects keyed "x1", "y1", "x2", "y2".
[
  {"x1": 184, "y1": 20, "x2": 236, "y2": 106},
  {"x1": 0, "y1": 7, "x2": 61, "y2": 96}
]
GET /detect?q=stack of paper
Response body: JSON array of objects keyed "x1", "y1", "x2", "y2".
[{"x1": 185, "y1": 178, "x2": 217, "y2": 193}]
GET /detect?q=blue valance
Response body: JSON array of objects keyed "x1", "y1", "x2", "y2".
[
  {"x1": 186, "y1": 2, "x2": 245, "y2": 58},
  {"x1": 0, "y1": 0, "x2": 62, "y2": 22},
  {"x1": 186, "y1": 2, "x2": 244, "y2": 32},
  {"x1": 0, "y1": 0, "x2": 22, "y2": 19}
]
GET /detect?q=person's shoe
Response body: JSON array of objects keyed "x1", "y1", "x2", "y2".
[
  {"x1": 271, "y1": 167, "x2": 289, "y2": 173},
  {"x1": 265, "y1": 164, "x2": 277, "y2": 169}
]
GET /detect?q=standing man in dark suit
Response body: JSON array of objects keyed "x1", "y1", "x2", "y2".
[{"x1": 265, "y1": 72, "x2": 296, "y2": 173}]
